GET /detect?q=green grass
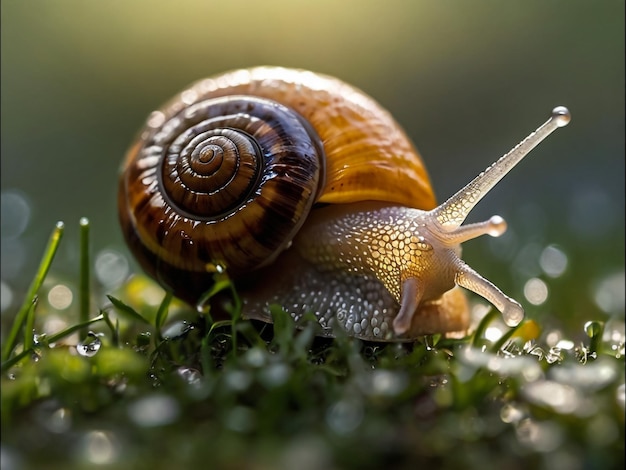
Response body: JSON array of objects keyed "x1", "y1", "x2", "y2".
[{"x1": 1, "y1": 220, "x2": 624, "y2": 470}]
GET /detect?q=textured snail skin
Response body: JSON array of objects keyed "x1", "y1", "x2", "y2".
[
  {"x1": 241, "y1": 202, "x2": 470, "y2": 339},
  {"x1": 119, "y1": 66, "x2": 506, "y2": 341}
]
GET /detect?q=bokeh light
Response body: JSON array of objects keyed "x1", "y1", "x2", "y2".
[
  {"x1": 47, "y1": 284, "x2": 73, "y2": 310},
  {"x1": 524, "y1": 278, "x2": 549, "y2": 306}
]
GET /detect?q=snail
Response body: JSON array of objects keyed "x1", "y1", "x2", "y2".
[{"x1": 118, "y1": 66, "x2": 570, "y2": 342}]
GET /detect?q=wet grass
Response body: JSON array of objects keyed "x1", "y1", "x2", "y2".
[{"x1": 1, "y1": 220, "x2": 624, "y2": 470}]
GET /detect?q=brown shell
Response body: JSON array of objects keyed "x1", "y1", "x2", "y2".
[{"x1": 118, "y1": 66, "x2": 438, "y2": 308}]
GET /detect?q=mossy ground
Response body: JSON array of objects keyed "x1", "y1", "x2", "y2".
[{"x1": 1, "y1": 222, "x2": 624, "y2": 470}]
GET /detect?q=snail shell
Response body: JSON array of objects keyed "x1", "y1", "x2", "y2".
[{"x1": 118, "y1": 66, "x2": 570, "y2": 341}]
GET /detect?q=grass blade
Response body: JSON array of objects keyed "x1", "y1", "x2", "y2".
[
  {"x1": 22, "y1": 297, "x2": 39, "y2": 351},
  {"x1": 585, "y1": 320, "x2": 604, "y2": 356},
  {"x1": 106, "y1": 295, "x2": 151, "y2": 325},
  {"x1": 196, "y1": 277, "x2": 233, "y2": 309},
  {"x1": 2, "y1": 221, "x2": 65, "y2": 361},
  {"x1": 45, "y1": 313, "x2": 105, "y2": 345},
  {"x1": 490, "y1": 320, "x2": 525, "y2": 353},
  {"x1": 101, "y1": 310, "x2": 120, "y2": 347},
  {"x1": 79, "y1": 217, "x2": 91, "y2": 336},
  {"x1": 155, "y1": 291, "x2": 173, "y2": 341},
  {"x1": 471, "y1": 308, "x2": 499, "y2": 348}
]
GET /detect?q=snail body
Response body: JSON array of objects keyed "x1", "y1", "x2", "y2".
[{"x1": 118, "y1": 66, "x2": 570, "y2": 341}]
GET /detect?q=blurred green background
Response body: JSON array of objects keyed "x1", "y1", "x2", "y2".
[{"x1": 1, "y1": 0, "x2": 624, "y2": 332}]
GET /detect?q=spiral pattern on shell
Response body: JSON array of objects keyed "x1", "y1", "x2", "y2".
[
  {"x1": 118, "y1": 95, "x2": 325, "y2": 304},
  {"x1": 161, "y1": 125, "x2": 263, "y2": 219}
]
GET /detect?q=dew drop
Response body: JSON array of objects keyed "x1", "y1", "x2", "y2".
[
  {"x1": 524, "y1": 341, "x2": 545, "y2": 361},
  {"x1": 161, "y1": 320, "x2": 191, "y2": 339},
  {"x1": 604, "y1": 320, "x2": 626, "y2": 358},
  {"x1": 575, "y1": 345, "x2": 596, "y2": 364},
  {"x1": 610, "y1": 342, "x2": 625, "y2": 359},
  {"x1": 423, "y1": 335, "x2": 435, "y2": 351},
  {"x1": 551, "y1": 106, "x2": 571, "y2": 127},
  {"x1": 135, "y1": 331, "x2": 151, "y2": 348},
  {"x1": 176, "y1": 367, "x2": 202, "y2": 385},
  {"x1": 545, "y1": 347, "x2": 564, "y2": 364},
  {"x1": 584, "y1": 321, "x2": 603, "y2": 339},
  {"x1": 76, "y1": 332, "x2": 102, "y2": 357},
  {"x1": 195, "y1": 300, "x2": 210, "y2": 314},
  {"x1": 205, "y1": 261, "x2": 226, "y2": 274}
]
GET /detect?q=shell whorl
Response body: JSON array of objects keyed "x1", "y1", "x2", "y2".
[
  {"x1": 160, "y1": 123, "x2": 263, "y2": 219},
  {"x1": 119, "y1": 95, "x2": 324, "y2": 303}
]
